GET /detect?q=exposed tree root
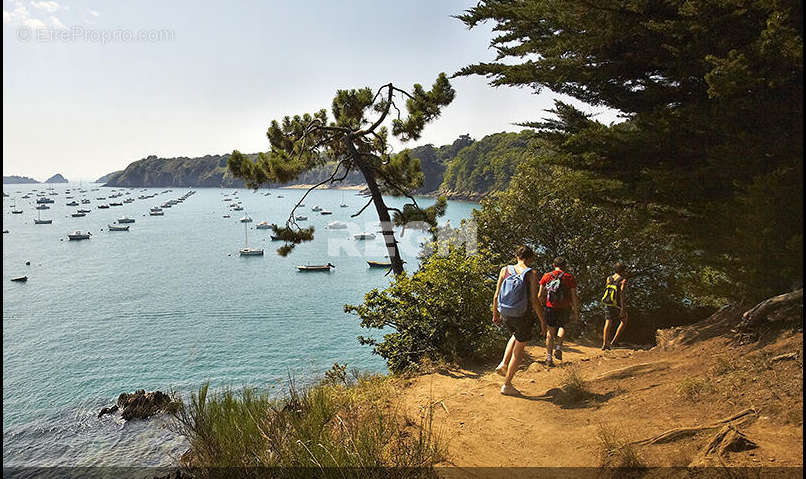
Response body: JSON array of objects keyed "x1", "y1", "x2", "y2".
[{"x1": 631, "y1": 408, "x2": 758, "y2": 445}]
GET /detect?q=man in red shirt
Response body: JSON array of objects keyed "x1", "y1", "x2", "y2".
[{"x1": 538, "y1": 257, "x2": 580, "y2": 366}]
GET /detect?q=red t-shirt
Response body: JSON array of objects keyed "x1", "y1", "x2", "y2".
[{"x1": 540, "y1": 269, "x2": 577, "y2": 309}]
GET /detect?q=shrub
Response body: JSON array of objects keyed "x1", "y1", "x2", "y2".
[
  {"x1": 346, "y1": 247, "x2": 500, "y2": 373},
  {"x1": 172, "y1": 374, "x2": 442, "y2": 478}
]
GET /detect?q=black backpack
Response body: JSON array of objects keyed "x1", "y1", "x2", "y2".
[{"x1": 545, "y1": 271, "x2": 568, "y2": 304}]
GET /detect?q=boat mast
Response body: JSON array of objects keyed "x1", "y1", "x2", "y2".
[{"x1": 244, "y1": 220, "x2": 248, "y2": 248}]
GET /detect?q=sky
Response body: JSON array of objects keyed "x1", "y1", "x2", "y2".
[{"x1": 3, "y1": 0, "x2": 621, "y2": 182}]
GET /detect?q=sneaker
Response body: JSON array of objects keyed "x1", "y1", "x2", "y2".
[
  {"x1": 495, "y1": 363, "x2": 506, "y2": 377},
  {"x1": 554, "y1": 348, "x2": 563, "y2": 361},
  {"x1": 546, "y1": 356, "x2": 555, "y2": 367},
  {"x1": 500, "y1": 384, "x2": 520, "y2": 396},
  {"x1": 601, "y1": 344, "x2": 612, "y2": 351}
]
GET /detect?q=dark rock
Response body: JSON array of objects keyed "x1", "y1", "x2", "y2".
[
  {"x1": 115, "y1": 389, "x2": 179, "y2": 420},
  {"x1": 97, "y1": 405, "x2": 119, "y2": 418}
]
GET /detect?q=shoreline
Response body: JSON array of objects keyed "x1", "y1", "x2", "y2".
[{"x1": 279, "y1": 183, "x2": 367, "y2": 191}]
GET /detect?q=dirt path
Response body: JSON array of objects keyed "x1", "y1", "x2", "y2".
[{"x1": 400, "y1": 329, "x2": 803, "y2": 471}]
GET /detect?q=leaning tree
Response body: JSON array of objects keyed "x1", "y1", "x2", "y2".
[{"x1": 228, "y1": 74, "x2": 455, "y2": 275}]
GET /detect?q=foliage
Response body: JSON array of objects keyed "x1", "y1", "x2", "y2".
[
  {"x1": 171, "y1": 376, "x2": 442, "y2": 477},
  {"x1": 440, "y1": 130, "x2": 543, "y2": 194},
  {"x1": 474, "y1": 157, "x2": 689, "y2": 315},
  {"x1": 228, "y1": 76, "x2": 455, "y2": 271},
  {"x1": 345, "y1": 247, "x2": 501, "y2": 373},
  {"x1": 457, "y1": 0, "x2": 803, "y2": 300}
]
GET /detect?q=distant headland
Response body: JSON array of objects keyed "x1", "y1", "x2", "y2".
[{"x1": 3, "y1": 173, "x2": 69, "y2": 184}]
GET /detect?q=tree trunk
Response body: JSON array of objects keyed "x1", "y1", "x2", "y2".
[{"x1": 352, "y1": 152, "x2": 405, "y2": 275}]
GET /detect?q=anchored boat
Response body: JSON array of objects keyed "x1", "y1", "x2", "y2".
[{"x1": 296, "y1": 263, "x2": 335, "y2": 272}]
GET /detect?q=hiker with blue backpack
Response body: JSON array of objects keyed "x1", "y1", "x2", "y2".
[
  {"x1": 492, "y1": 245, "x2": 545, "y2": 396},
  {"x1": 538, "y1": 257, "x2": 579, "y2": 367}
]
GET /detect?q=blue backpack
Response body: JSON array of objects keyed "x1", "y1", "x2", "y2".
[{"x1": 497, "y1": 265, "x2": 532, "y2": 316}]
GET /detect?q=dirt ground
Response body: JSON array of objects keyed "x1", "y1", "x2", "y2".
[{"x1": 399, "y1": 305, "x2": 803, "y2": 475}]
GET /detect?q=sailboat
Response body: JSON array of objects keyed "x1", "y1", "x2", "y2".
[
  {"x1": 239, "y1": 221, "x2": 264, "y2": 256},
  {"x1": 340, "y1": 192, "x2": 349, "y2": 208},
  {"x1": 34, "y1": 208, "x2": 52, "y2": 224}
]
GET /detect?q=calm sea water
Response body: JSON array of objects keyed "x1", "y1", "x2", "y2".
[{"x1": 2, "y1": 184, "x2": 477, "y2": 467}]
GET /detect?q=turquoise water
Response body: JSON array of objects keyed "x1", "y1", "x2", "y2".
[{"x1": 2, "y1": 184, "x2": 478, "y2": 466}]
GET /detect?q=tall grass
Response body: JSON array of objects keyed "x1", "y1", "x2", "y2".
[
  {"x1": 596, "y1": 424, "x2": 643, "y2": 470},
  {"x1": 171, "y1": 371, "x2": 442, "y2": 478}
]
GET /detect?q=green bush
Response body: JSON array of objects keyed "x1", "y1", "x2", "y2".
[
  {"x1": 346, "y1": 247, "x2": 500, "y2": 373},
  {"x1": 172, "y1": 374, "x2": 442, "y2": 478}
]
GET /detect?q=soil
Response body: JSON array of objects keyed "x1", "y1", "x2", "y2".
[{"x1": 399, "y1": 303, "x2": 803, "y2": 473}]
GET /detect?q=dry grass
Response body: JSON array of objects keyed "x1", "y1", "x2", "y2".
[
  {"x1": 675, "y1": 376, "x2": 712, "y2": 401},
  {"x1": 596, "y1": 424, "x2": 644, "y2": 470},
  {"x1": 171, "y1": 367, "x2": 443, "y2": 478}
]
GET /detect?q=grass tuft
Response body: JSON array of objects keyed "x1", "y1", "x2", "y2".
[
  {"x1": 597, "y1": 424, "x2": 644, "y2": 470},
  {"x1": 560, "y1": 365, "x2": 589, "y2": 403},
  {"x1": 171, "y1": 370, "x2": 442, "y2": 478},
  {"x1": 675, "y1": 376, "x2": 712, "y2": 401}
]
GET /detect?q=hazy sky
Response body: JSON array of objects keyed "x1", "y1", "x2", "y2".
[{"x1": 3, "y1": 0, "x2": 620, "y2": 181}]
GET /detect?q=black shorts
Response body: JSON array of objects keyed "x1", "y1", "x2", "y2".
[
  {"x1": 606, "y1": 307, "x2": 625, "y2": 322},
  {"x1": 502, "y1": 313, "x2": 533, "y2": 342},
  {"x1": 545, "y1": 307, "x2": 570, "y2": 329}
]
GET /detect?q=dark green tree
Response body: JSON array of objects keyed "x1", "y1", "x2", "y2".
[
  {"x1": 228, "y1": 75, "x2": 456, "y2": 274},
  {"x1": 457, "y1": 0, "x2": 803, "y2": 299}
]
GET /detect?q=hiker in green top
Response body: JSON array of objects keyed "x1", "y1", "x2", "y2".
[{"x1": 601, "y1": 261, "x2": 629, "y2": 350}]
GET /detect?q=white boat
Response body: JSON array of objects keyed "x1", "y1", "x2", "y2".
[
  {"x1": 34, "y1": 209, "x2": 52, "y2": 224},
  {"x1": 326, "y1": 221, "x2": 347, "y2": 229},
  {"x1": 255, "y1": 221, "x2": 272, "y2": 229},
  {"x1": 66, "y1": 201, "x2": 79, "y2": 206},
  {"x1": 311, "y1": 205, "x2": 322, "y2": 212},
  {"x1": 150, "y1": 206, "x2": 162, "y2": 212},
  {"x1": 71, "y1": 212, "x2": 86, "y2": 217},
  {"x1": 117, "y1": 216, "x2": 135, "y2": 224},
  {"x1": 68, "y1": 231, "x2": 91, "y2": 240},
  {"x1": 149, "y1": 210, "x2": 164, "y2": 216},
  {"x1": 295, "y1": 215, "x2": 308, "y2": 221},
  {"x1": 340, "y1": 192, "x2": 349, "y2": 208},
  {"x1": 353, "y1": 232, "x2": 376, "y2": 240},
  {"x1": 77, "y1": 208, "x2": 91, "y2": 213},
  {"x1": 107, "y1": 224, "x2": 130, "y2": 231},
  {"x1": 297, "y1": 263, "x2": 335, "y2": 272},
  {"x1": 232, "y1": 205, "x2": 243, "y2": 211},
  {"x1": 11, "y1": 209, "x2": 23, "y2": 214},
  {"x1": 97, "y1": 204, "x2": 110, "y2": 209},
  {"x1": 320, "y1": 210, "x2": 333, "y2": 215},
  {"x1": 35, "y1": 204, "x2": 50, "y2": 210},
  {"x1": 36, "y1": 197, "x2": 54, "y2": 204},
  {"x1": 222, "y1": 214, "x2": 231, "y2": 218},
  {"x1": 239, "y1": 216, "x2": 252, "y2": 223},
  {"x1": 239, "y1": 221, "x2": 264, "y2": 256}
]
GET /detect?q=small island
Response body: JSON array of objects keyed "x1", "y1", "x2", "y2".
[
  {"x1": 3, "y1": 175, "x2": 39, "y2": 184},
  {"x1": 44, "y1": 174, "x2": 68, "y2": 183}
]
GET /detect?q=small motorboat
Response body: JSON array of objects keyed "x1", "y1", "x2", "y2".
[
  {"x1": 255, "y1": 221, "x2": 272, "y2": 229},
  {"x1": 149, "y1": 210, "x2": 164, "y2": 216},
  {"x1": 68, "y1": 231, "x2": 91, "y2": 240},
  {"x1": 326, "y1": 221, "x2": 347, "y2": 229},
  {"x1": 298, "y1": 203, "x2": 305, "y2": 207},
  {"x1": 232, "y1": 205, "x2": 244, "y2": 211},
  {"x1": 117, "y1": 216, "x2": 135, "y2": 223},
  {"x1": 11, "y1": 209, "x2": 23, "y2": 214},
  {"x1": 97, "y1": 204, "x2": 110, "y2": 209},
  {"x1": 296, "y1": 263, "x2": 335, "y2": 272},
  {"x1": 2, "y1": 230, "x2": 9, "y2": 234},
  {"x1": 276, "y1": 195, "x2": 284, "y2": 198},
  {"x1": 311, "y1": 205, "x2": 322, "y2": 212},
  {"x1": 71, "y1": 212, "x2": 86, "y2": 217},
  {"x1": 77, "y1": 208, "x2": 92, "y2": 213},
  {"x1": 35, "y1": 204, "x2": 50, "y2": 210},
  {"x1": 353, "y1": 232, "x2": 376, "y2": 240},
  {"x1": 34, "y1": 218, "x2": 53, "y2": 224},
  {"x1": 320, "y1": 210, "x2": 333, "y2": 215},
  {"x1": 11, "y1": 276, "x2": 27, "y2": 282},
  {"x1": 223, "y1": 214, "x2": 231, "y2": 218},
  {"x1": 367, "y1": 260, "x2": 392, "y2": 268},
  {"x1": 239, "y1": 247, "x2": 264, "y2": 256},
  {"x1": 150, "y1": 206, "x2": 162, "y2": 212},
  {"x1": 295, "y1": 215, "x2": 308, "y2": 221},
  {"x1": 107, "y1": 224, "x2": 130, "y2": 231},
  {"x1": 239, "y1": 216, "x2": 253, "y2": 223},
  {"x1": 109, "y1": 202, "x2": 123, "y2": 206},
  {"x1": 66, "y1": 201, "x2": 79, "y2": 206},
  {"x1": 81, "y1": 199, "x2": 91, "y2": 204}
]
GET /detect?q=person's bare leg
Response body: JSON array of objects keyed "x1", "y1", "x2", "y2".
[
  {"x1": 546, "y1": 327, "x2": 556, "y2": 363},
  {"x1": 497, "y1": 335, "x2": 516, "y2": 375},
  {"x1": 505, "y1": 340, "x2": 526, "y2": 385},
  {"x1": 611, "y1": 319, "x2": 628, "y2": 346},
  {"x1": 556, "y1": 326, "x2": 565, "y2": 347},
  {"x1": 603, "y1": 319, "x2": 613, "y2": 348}
]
